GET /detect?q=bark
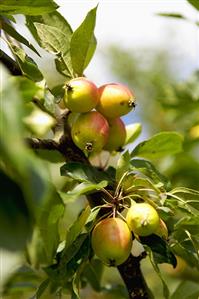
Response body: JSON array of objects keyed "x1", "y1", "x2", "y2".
[{"x1": 118, "y1": 253, "x2": 149, "y2": 299}]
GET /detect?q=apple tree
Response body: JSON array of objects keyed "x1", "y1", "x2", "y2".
[{"x1": 0, "y1": 1, "x2": 199, "y2": 299}]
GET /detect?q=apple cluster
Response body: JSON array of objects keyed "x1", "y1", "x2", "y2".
[
  {"x1": 62, "y1": 77, "x2": 136, "y2": 155},
  {"x1": 91, "y1": 202, "x2": 168, "y2": 267}
]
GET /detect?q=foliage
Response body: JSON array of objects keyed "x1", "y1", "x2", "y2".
[{"x1": 0, "y1": 1, "x2": 199, "y2": 299}]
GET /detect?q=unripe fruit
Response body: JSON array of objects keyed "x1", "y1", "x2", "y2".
[
  {"x1": 126, "y1": 203, "x2": 160, "y2": 237},
  {"x1": 104, "y1": 118, "x2": 126, "y2": 152},
  {"x1": 155, "y1": 219, "x2": 168, "y2": 239},
  {"x1": 91, "y1": 217, "x2": 132, "y2": 266},
  {"x1": 71, "y1": 111, "x2": 109, "y2": 155},
  {"x1": 96, "y1": 83, "x2": 135, "y2": 118},
  {"x1": 63, "y1": 77, "x2": 99, "y2": 112}
]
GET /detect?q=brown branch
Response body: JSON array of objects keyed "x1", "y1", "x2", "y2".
[
  {"x1": 0, "y1": 49, "x2": 22, "y2": 76},
  {"x1": 118, "y1": 253, "x2": 150, "y2": 299}
]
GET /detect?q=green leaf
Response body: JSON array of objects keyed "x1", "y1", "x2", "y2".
[
  {"x1": 13, "y1": 77, "x2": 43, "y2": 103},
  {"x1": 70, "y1": 6, "x2": 98, "y2": 75},
  {"x1": 146, "y1": 246, "x2": 170, "y2": 299},
  {"x1": 131, "y1": 159, "x2": 170, "y2": 189},
  {"x1": 58, "y1": 181, "x2": 107, "y2": 204},
  {"x1": 187, "y1": 0, "x2": 199, "y2": 10},
  {"x1": 170, "y1": 187, "x2": 199, "y2": 213},
  {"x1": 45, "y1": 234, "x2": 89, "y2": 282},
  {"x1": 83, "y1": 259, "x2": 103, "y2": 292},
  {"x1": 174, "y1": 216, "x2": 199, "y2": 236},
  {"x1": 125, "y1": 123, "x2": 142, "y2": 145},
  {"x1": 26, "y1": 12, "x2": 73, "y2": 78},
  {"x1": 38, "y1": 190, "x2": 65, "y2": 262},
  {"x1": 1, "y1": 14, "x2": 16, "y2": 22},
  {"x1": 131, "y1": 132, "x2": 183, "y2": 159},
  {"x1": 170, "y1": 281, "x2": 199, "y2": 299},
  {"x1": 7, "y1": 42, "x2": 43, "y2": 81},
  {"x1": 72, "y1": 272, "x2": 81, "y2": 299},
  {"x1": 65, "y1": 206, "x2": 91, "y2": 250},
  {"x1": 116, "y1": 151, "x2": 131, "y2": 182},
  {"x1": 0, "y1": 170, "x2": 32, "y2": 251},
  {"x1": 141, "y1": 234, "x2": 177, "y2": 267},
  {"x1": 34, "y1": 149, "x2": 65, "y2": 163},
  {"x1": 1, "y1": 18, "x2": 40, "y2": 56},
  {"x1": 60, "y1": 162, "x2": 110, "y2": 184},
  {"x1": 0, "y1": 0, "x2": 58, "y2": 15},
  {"x1": 157, "y1": 13, "x2": 187, "y2": 20},
  {"x1": 0, "y1": 64, "x2": 51, "y2": 225}
]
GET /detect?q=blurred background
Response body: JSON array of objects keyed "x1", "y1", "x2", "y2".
[{"x1": 1, "y1": 1, "x2": 199, "y2": 298}]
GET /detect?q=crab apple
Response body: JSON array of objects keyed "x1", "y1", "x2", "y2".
[
  {"x1": 91, "y1": 217, "x2": 132, "y2": 266},
  {"x1": 96, "y1": 83, "x2": 135, "y2": 118},
  {"x1": 104, "y1": 118, "x2": 126, "y2": 152},
  {"x1": 63, "y1": 77, "x2": 99, "y2": 112},
  {"x1": 126, "y1": 203, "x2": 160, "y2": 237},
  {"x1": 71, "y1": 111, "x2": 109, "y2": 155}
]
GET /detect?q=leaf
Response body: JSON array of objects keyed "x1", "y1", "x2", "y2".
[
  {"x1": 85, "y1": 207, "x2": 101, "y2": 232},
  {"x1": 170, "y1": 187, "x2": 199, "y2": 212},
  {"x1": 131, "y1": 132, "x2": 183, "y2": 159},
  {"x1": 70, "y1": 6, "x2": 98, "y2": 75},
  {"x1": 174, "y1": 216, "x2": 199, "y2": 236},
  {"x1": 187, "y1": 0, "x2": 199, "y2": 10},
  {"x1": 38, "y1": 191, "x2": 65, "y2": 262},
  {"x1": 34, "y1": 149, "x2": 65, "y2": 163},
  {"x1": 60, "y1": 162, "x2": 110, "y2": 184},
  {"x1": 170, "y1": 281, "x2": 199, "y2": 299},
  {"x1": 1, "y1": 18, "x2": 40, "y2": 56},
  {"x1": 45, "y1": 234, "x2": 89, "y2": 282},
  {"x1": 125, "y1": 123, "x2": 142, "y2": 145},
  {"x1": 116, "y1": 150, "x2": 131, "y2": 182},
  {"x1": 1, "y1": 14, "x2": 16, "y2": 22},
  {"x1": 146, "y1": 246, "x2": 170, "y2": 299},
  {"x1": 131, "y1": 159, "x2": 170, "y2": 189},
  {"x1": 83, "y1": 259, "x2": 103, "y2": 291},
  {"x1": 58, "y1": 181, "x2": 107, "y2": 204},
  {"x1": 140, "y1": 235, "x2": 177, "y2": 267},
  {"x1": 0, "y1": 170, "x2": 32, "y2": 251},
  {"x1": 72, "y1": 272, "x2": 80, "y2": 299},
  {"x1": 0, "y1": 0, "x2": 58, "y2": 15},
  {"x1": 13, "y1": 77, "x2": 43, "y2": 103},
  {"x1": 26, "y1": 12, "x2": 73, "y2": 78},
  {"x1": 65, "y1": 206, "x2": 91, "y2": 250},
  {"x1": 157, "y1": 13, "x2": 187, "y2": 20},
  {"x1": 0, "y1": 65, "x2": 51, "y2": 228},
  {"x1": 7, "y1": 42, "x2": 43, "y2": 81}
]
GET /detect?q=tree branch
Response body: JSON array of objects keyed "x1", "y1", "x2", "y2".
[{"x1": 118, "y1": 253, "x2": 150, "y2": 299}]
